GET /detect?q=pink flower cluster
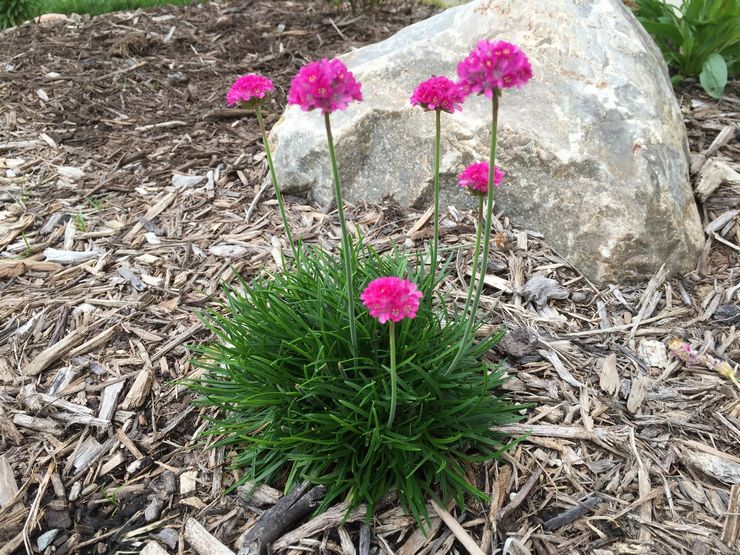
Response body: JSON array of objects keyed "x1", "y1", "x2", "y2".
[
  {"x1": 458, "y1": 162, "x2": 504, "y2": 195},
  {"x1": 226, "y1": 74, "x2": 274, "y2": 107},
  {"x1": 410, "y1": 76, "x2": 465, "y2": 113},
  {"x1": 361, "y1": 277, "x2": 423, "y2": 324},
  {"x1": 288, "y1": 58, "x2": 363, "y2": 114},
  {"x1": 457, "y1": 40, "x2": 532, "y2": 97}
]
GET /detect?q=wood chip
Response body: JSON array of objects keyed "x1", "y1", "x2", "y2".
[
  {"x1": 120, "y1": 369, "x2": 153, "y2": 410},
  {"x1": 0, "y1": 456, "x2": 19, "y2": 510},
  {"x1": 680, "y1": 443, "x2": 740, "y2": 483},
  {"x1": 540, "y1": 349, "x2": 584, "y2": 388},
  {"x1": 237, "y1": 482, "x2": 282, "y2": 508},
  {"x1": 721, "y1": 485, "x2": 740, "y2": 546},
  {"x1": 184, "y1": 517, "x2": 235, "y2": 555},
  {"x1": 431, "y1": 499, "x2": 484, "y2": 555},
  {"x1": 272, "y1": 501, "x2": 366, "y2": 552},
  {"x1": 43, "y1": 248, "x2": 100, "y2": 264},
  {"x1": 0, "y1": 259, "x2": 62, "y2": 278},
  {"x1": 141, "y1": 542, "x2": 170, "y2": 555},
  {"x1": 599, "y1": 354, "x2": 620, "y2": 397},
  {"x1": 22, "y1": 325, "x2": 93, "y2": 376},
  {"x1": 695, "y1": 159, "x2": 740, "y2": 202},
  {"x1": 627, "y1": 375, "x2": 649, "y2": 414}
]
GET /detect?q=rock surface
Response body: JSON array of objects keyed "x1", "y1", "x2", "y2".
[{"x1": 269, "y1": 0, "x2": 703, "y2": 284}]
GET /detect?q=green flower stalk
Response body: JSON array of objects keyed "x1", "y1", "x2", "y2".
[
  {"x1": 462, "y1": 196, "x2": 484, "y2": 317},
  {"x1": 324, "y1": 112, "x2": 358, "y2": 355},
  {"x1": 360, "y1": 276, "x2": 423, "y2": 428},
  {"x1": 453, "y1": 158, "x2": 504, "y2": 361},
  {"x1": 287, "y1": 58, "x2": 364, "y2": 356},
  {"x1": 387, "y1": 320, "x2": 397, "y2": 426},
  {"x1": 409, "y1": 76, "x2": 466, "y2": 293},
  {"x1": 450, "y1": 37, "x2": 533, "y2": 368},
  {"x1": 227, "y1": 73, "x2": 297, "y2": 260},
  {"x1": 255, "y1": 106, "x2": 296, "y2": 260},
  {"x1": 466, "y1": 94, "x2": 500, "y2": 339}
]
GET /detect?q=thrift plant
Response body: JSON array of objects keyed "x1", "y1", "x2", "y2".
[{"x1": 190, "y1": 39, "x2": 533, "y2": 523}]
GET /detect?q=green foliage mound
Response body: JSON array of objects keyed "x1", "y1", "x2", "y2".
[
  {"x1": 189, "y1": 244, "x2": 524, "y2": 522},
  {"x1": 635, "y1": 0, "x2": 740, "y2": 98},
  {"x1": 0, "y1": 0, "x2": 37, "y2": 28}
]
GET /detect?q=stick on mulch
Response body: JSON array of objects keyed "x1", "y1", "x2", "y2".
[{"x1": 238, "y1": 483, "x2": 326, "y2": 555}]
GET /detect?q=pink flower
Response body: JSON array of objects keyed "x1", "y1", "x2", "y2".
[
  {"x1": 287, "y1": 58, "x2": 363, "y2": 114},
  {"x1": 226, "y1": 74, "x2": 274, "y2": 107},
  {"x1": 457, "y1": 40, "x2": 532, "y2": 98},
  {"x1": 410, "y1": 76, "x2": 465, "y2": 113},
  {"x1": 458, "y1": 162, "x2": 504, "y2": 195},
  {"x1": 361, "y1": 277, "x2": 423, "y2": 324}
]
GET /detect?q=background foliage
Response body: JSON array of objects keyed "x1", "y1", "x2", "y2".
[
  {"x1": 0, "y1": 0, "x2": 201, "y2": 28},
  {"x1": 0, "y1": 0, "x2": 37, "y2": 28},
  {"x1": 635, "y1": 0, "x2": 740, "y2": 98}
]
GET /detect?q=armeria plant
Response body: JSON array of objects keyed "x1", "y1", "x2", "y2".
[{"x1": 190, "y1": 40, "x2": 533, "y2": 524}]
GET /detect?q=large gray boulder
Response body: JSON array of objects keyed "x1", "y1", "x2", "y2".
[{"x1": 269, "y1": 0, "x2": 703, "y2": 284}]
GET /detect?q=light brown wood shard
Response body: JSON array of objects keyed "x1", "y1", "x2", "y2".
[
  {"x1": 0, "y1": 259, "x2": 62, "y2": 278},
  {"x1": 721, "y1": 485, "x2": 740, "y2": 547},
  {"x1": 0, "y1": 456, "x2": 19, "y2": 510},
  {"x1": 141, "y1": 541, "x2": 170, "y2": 555},
  {"x1": 23, "y1": 325, "x2": 92, "y2": 376},
  {"x1": 599, "y1": 354, "x2": 620, "y2": 397},
  {"x1": 98, "y1": 380, "x2": 125, "y2": 422},
  {"x1": 183, "y1": 517, "x2": 235, "y2": 555},
  {"x1": 431, "y1": 499, "x2": 485, "y2": 555},
  {"x1": 627, "y1": 375, "x2": 649, "y2": 414},
  {"x1": 397, "y1": 512, "x2": 442, "y2": 555},
  {"x1": 120, "y1": 369, "x2": 153, "y2": 410}
]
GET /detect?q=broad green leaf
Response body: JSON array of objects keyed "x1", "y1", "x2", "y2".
[
  {"x1": 699, "y1": 53, "x2": 728, "y2": 98},
  {"x1": 639, "y1": 20, "x2": 685, "y2": 45}
]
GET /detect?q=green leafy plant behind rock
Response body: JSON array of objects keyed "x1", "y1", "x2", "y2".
[
  {"x1": 635, "y1": 0, "x2": 739, "y2": 98},
  {"x1": 190, "y1": 41, "x2": 534, "y2": 524},
  {"x1": 0, "y1": 0, "x2": 37, "y2": 28}
]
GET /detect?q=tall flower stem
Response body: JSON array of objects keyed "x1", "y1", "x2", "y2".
[
  {"x1": 255, "y1": 105, "x2": 297, "y2": 260},
  {"x1": 449, "y1": 91, "x2": 500, "y2": 371},
  {"x1": 387, "y1": 321, "x2": 397, "y2": 428},
  {"x1": 324, "y1": 112, "x2": 358, "y2": 357},
  {"x1": 429, "y1": 109, "x2": 442, "y2": 292},
  {"x1": 462, "y1": 196, "x2": 484, "y2": 318}
]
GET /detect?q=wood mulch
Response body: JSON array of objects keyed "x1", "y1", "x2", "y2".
[{"x1": 0, "y1": 1, "x2": 738, "y2": 553}]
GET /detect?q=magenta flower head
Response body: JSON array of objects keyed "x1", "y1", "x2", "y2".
[
  {"x1": 361, "y1": 277, "x2": 423, "y2": 324},
  {"x1": 458, "y1": 162, "x2": 504, "y2": 195},
  {"x1": 410, "y1": 76, "x2": 465, "y2": 113},
  {"x1": 457, "y1": 40, "x2": 532, "y2": 98},
  {"x1": 226, "y1": 73, "x2": 274, "y2": 107},
  {"x1": 287, "y1": 58, "x2": 363, "y2": 114}
]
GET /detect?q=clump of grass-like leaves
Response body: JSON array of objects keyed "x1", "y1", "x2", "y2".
[{"x1": 189, "y1": 244, "x2": 524, "y2": 522}]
